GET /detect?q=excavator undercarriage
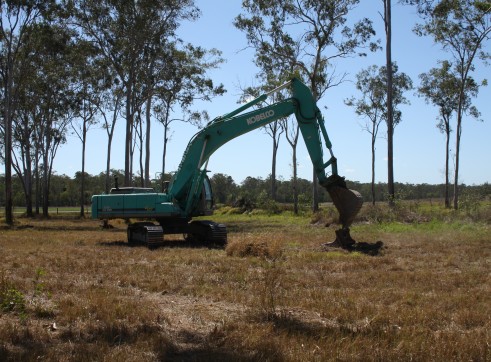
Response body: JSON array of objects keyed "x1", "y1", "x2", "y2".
[{"x1": 126, "y1": 219, "x2": 227, "y2": 247}]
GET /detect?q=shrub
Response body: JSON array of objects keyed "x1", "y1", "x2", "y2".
[
  {"x1": 0, "y1": 273, "x2": 26, "y2": 315},
  {"x1": 226, "y1": 235, "x2": 283, "y2": 261}
]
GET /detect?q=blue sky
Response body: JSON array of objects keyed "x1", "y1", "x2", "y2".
[{"x1": 54, "y1": 0, "x2": 491, "y2": 186}]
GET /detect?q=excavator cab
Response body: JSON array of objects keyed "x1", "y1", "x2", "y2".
[{"x1": 193, "y1": 175, "x2": 215, "y2": 217}]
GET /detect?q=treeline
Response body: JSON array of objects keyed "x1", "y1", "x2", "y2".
[
  {"x1": 209, "y1": 173, "x2": 491, "y2": 207},
  {"x1": 1, "y1": 171, "x2": 489, "y2": 212}
]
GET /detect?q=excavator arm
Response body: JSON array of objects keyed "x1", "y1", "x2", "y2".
[{"x1": 168, "y1": 77, "x2": 362, "y2": 228}]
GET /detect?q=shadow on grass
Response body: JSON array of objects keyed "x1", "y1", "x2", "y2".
[
  {"x1": 98, "y1": 238, "x2": 226, "y2": 250},
  {"x1": 7, "y1": 223, "x2": 109, "y2": 232},
  {"x1": 161, "y1": 346, "x2": 259, "y2": 362},
  {"x1": 162, "y1": 328, "x2": 283, "y2": 362},
  {"x1": 321, "y1": 240, "x2": 384, "y2": 256},
  {"x1": 265, "y1": 312, "x2": 382, "y2": 341},
  {"x1": 224, "y1": 220, "x2": 287, "y2": 233},
  {"x1": 162, "y1": 329, "x2": 259, "y2": 362}
]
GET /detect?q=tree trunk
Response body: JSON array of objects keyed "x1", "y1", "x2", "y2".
[
  {"x1": 42, "y1": 124, "x2": 51, "y2": 217},
  {"x1": 286, "y1": 122, "x2": 300, "y2": 215},
  {"x1": 35, "y1": 148, "x2": 40, "y2": 215},
  {"x1": 12, "y1": 119, "x2": 33, "y2": 217},
  {"x1": 105, "y1": 129, "x2": 114, "y2": 194},
  {"x1": 162, "y1": 123, "x2": 168, "y2": 177},
  {"x1": 161, "y1": 104, "x2": 171, "y2": 177},
  {"x1": 444, "y1": 122, "x2": 450, "y2": 208},
  {"x1": 124, "y1": 76, "x2": 134, "y2": 186},
  {"x1": 292, "y1": 143, "x2": 298, "y2": 215},
  {"x1": 271, "y1": 129, "x2": 278, "y2": 201},
  {"x1": 310, "y1": 83, "x2": 319, "y2": 212},
  {"x1": 145, "y1": 96, "x2": 152, "y2": 187},
  {"x1": 4, "y1": 60, "x2": 14, "y2": 225},
  {"x1": 312, "y1": 169, "x2": 319, "y2": 212},
  {"x1": 371, "y1": 131, "x2": 376, "y2": 205},
  {"x1": 453, "y1": 115, "x2": 462, "y2": 210},
  {"x1": 105, "y1": 95, "x2": 120, "y2": 193},
  {"x1": 80, "y1": 121, "x2": 87, "y2": 217},
  {"x1": 139, "y1": 116, "x2": 144, "y2": 187},
  {"x1": 385, "y1": 0, "x2": 395, "y2": 206},
  {"x1": 24, "y1": 134, "x2": 33, "y2": 217}
]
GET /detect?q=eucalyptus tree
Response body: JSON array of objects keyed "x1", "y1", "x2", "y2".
[
  {"x1": 345, "y1": 64, "x2": 413, "y2": 204},
  {"x1": 237, "y1": 73, "x2": 288, "y2": 202},
  {"x1": 90, "y1": 61, "x2": 122, "y2": 194},
  {"x1": 10, "y1": 26, "x2": 42, "y2": 217},
  {"x1": 5, "y1": 19, "x2": 78, "y2": 217},
  {"x1": 235, "y1": 0, "x2": 379, "y2": 211},
  {"x1": 410, "y1": 0, "x2": 490, "y2": 209},
  {"x1": 283, "y1": 116, "x2": 301, "y2": 214},
  {"x1": 67, "y1": 0, "x2": 201, "y2": 186},
  {"x1": 70, "y1": 40, "x2": 108, "y2": 216},
  {"x1": 0, "y1": 0, "x2": 51, "y2": 223},
  {"x1": 26, "y1": 23, "x2": 80, "y2": 216},
  {"x1": 381, "y1": 0, "x2": 396, "y2": 205},
  {"x1": 152, "y1": 43, "x2": 225, "y2": 179},
  {"x1": 418, "y1": 61, "x2": 479, "y2": 207}
]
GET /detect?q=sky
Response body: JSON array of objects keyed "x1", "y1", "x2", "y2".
[{"x1": 53, "y1": 0, "x2": 491, "y2": 186}]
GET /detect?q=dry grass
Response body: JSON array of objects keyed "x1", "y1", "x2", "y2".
[{"x1": 0, "y1": 209, "x2": 490, "y2": 361}]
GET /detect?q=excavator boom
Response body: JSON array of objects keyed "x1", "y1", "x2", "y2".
[{"x1": 167, "y1": 77, "x2": 362, "y2": 228}]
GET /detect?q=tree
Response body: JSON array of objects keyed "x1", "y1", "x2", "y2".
[
  {"x1": 5, "y1": 18, "x2": 77, "y2": 218},
  {"x1": 346, "y1": 66, "x2": 385, "y2": 205},
  {"x1": 411, "y1": 0, "x2": 490, "y2": 209},
  {"x1": 96, "y1": 74, "x2": 123, "y2": 194},
  {"x1": 418, "y1": 60, "x2": 479, "y2": 207},
  {"x1": 67, "y1": 0, "x2": 201, "y2": 186},
  {"x1": 0, "y1": 0, "x2": 48, "y2": 224},
  {"x1": 70, "y1": 40, "x2": 106, "y2": 216},
  {"x1": 382, "y1": 0, "x2": 396, "y2": 205},
  {"x1": 153, "y1": 43, "x2": 225, "y2": 178},
  {"x1": 235, "y1": 0, "x2": 379, "y2": 211},
  {"x1": 10, "y1": 29, "x2": 42, "y2": 217},
  {"x1": 346, "y1": 64, "x2": 412, "y2": 204},
  {"x1": 210, "y1": 173, "x2": 237, "y2": 205},
  {"x1": 283, "y1": 116, "x2": 301, "y2": 214},
  {"x1": 30, "y1": 24, "x2": 79, "y2": 217},
  {"x1": 238, "y1": 76, "x2": 287, "y2": 202}
]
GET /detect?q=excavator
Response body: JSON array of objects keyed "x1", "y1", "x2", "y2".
[{"x1": 91, "y1": 77, "x2": 363, "y2": 247}]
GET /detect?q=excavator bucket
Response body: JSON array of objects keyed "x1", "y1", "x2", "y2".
[
  {"x1": 321, "y1": 185, "x2": 383, "y2": 255},
  {"x1": 327, "y1": 186, "x2": 363, "y2": 228},
  {"x1": 322, "y1": 175, "x2": 363, "y2": 228}
]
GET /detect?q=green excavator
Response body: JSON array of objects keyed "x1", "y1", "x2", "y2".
[{"x1": 91, "y1": 77, "x2": 363, "y2": 247}]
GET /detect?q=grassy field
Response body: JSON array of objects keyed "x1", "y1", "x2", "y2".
[{"x1": 0, "y1": 202, "x2": 490, "y2": 361}]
